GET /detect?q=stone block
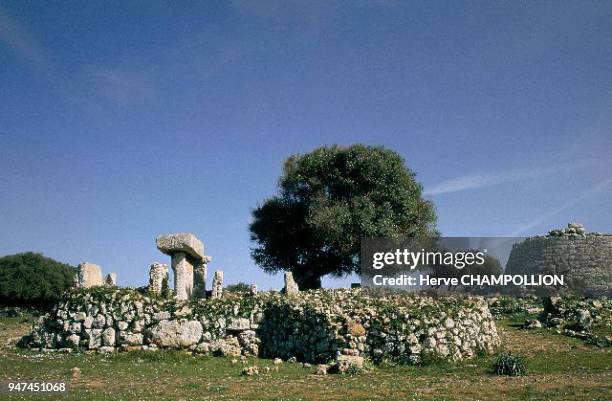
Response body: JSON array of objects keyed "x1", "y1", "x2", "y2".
[
  {"x1": 156, "y1": 233, "x2": 204, "y2": 260},
  {"x1": 77, "y1": 262, "x2": 103, "y2": 288},
  {"x1": 284, "y1": 272, "x2": 299, "y2": 296}
]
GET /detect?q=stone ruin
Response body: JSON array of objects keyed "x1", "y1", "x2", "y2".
[
  {"x1": 73, "y1": 232, "x2": 289, "y2": 302},
  {"x1": 284, "y1": 272, "x2": 299, "y2": 296},
  {"x1": 22, "y1": 231, "x2": 505, "y2": 367},
  {"x1": 23, "y1": 288, "x2": 501, "y2": 366},
  {"x1": 155, "y1": 233, "x2": 212, "y2": 300},
  {"x1": 211, "y1": 270, "x2": 223, "y2": 299},
  {"x1": 506, "y1": 223, "x2": 612, "y2": 297},
  {"x1": 148, "y1": 262, "x2": 168, "y2": 295},
  {"x1": 76, "y1": 262, "x2": 117, "y2": 289}
]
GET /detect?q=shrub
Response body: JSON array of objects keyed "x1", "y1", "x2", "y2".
[
  {"x1": 492, "y1": 352, "x2": 527, "y2": 376},
  {"x1": 0, "y1": 252, "x2": 76, "y2": 309},
  {"x1": 224, "y1": 282, "x2": 251, "y2": 294}
]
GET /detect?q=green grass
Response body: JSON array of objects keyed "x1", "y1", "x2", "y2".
[{"x1": 1, "y1": 316, "x2": 610, "y2": 400}]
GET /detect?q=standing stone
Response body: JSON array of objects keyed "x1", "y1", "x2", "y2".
[
  {"x1": 211, "y1": 270, "x2": 224, "y2": 299},
  {"x1": 77, "y1": 263, "x2": 103, "y2": 288},
  {"x1": 172, "y1": 252, "x2": 193, "y2": 300},
  {"x1": 156, "y1": 233, "x2": 205, "y2": 301},
  {"x1": 249, "y1": 284, "x2": 258, "y2": 296},
  {"x1": 149, "y1": 263, "x2": 168, "y2": 295},
  {"x1": 104, "y1": 273, "x2": 117, "y2": 286},
  {"x1": 193, "y1": 255, "x2": 211, "y2": 299},
  {"x1": 284, "y1": 272, "x2": 299, "y2": 296}
]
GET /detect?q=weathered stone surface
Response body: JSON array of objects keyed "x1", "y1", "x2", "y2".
[
  {"x1": 148, "y1": 320, "x2": 203, "y2": 348},
  {"x1": 210, "y1": 337, "x2": 241, "y2": 357},
  {"x1": 117, "y1": 331, "x2": 143, "y2": 346},
  {"x1": 105, "y1": 273, "x2": 117, "y2": 286},
  {"x1": 211, "y1": 270, "x2": 223, "y2": 299},
  {"x1": 335, "y1": 355, "x2": 364, "y2": 373},
  {"x1": 172, "y1": 252, "x2": 193, "y2": 300},
  {"x1": 193, "y1": 256, "x2": 211, "y2": 300},
  {"x1": 227, "y1": 318, "x2": 250, "y2": 331},
  {"x1": 156, "y1": 233, "x2": 204, "y2": 260},
  {"x1": 506, "y1": 223, "x2": 612, "y2": 297},
  {"x1": 23, "y1": 288, "x2": 501, "y2": 364},
  {"x1": 284, "y1": 272, "x2": 299, "y2": 296},
  {"x1": 77, "y1": 263, "x2": 103, "y2": 288},
  {"x1": 102, "y1": 328, "x2": 115, "y2": 346},
  {"x1": 148, "y1": 263, "x2": 168, "y2": 295}
]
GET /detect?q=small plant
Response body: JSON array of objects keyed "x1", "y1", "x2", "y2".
[
  {"x1": 492, "y1": 352, "x2": 527, "y2": 376},
  {"x1": 161, "y1": 277, "x2": 170, "y2": 298}
]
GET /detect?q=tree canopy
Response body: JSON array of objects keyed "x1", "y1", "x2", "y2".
[
  {"x1": 0, "y1": 252, "x2": 76, "y2": 308},
  {"x1": 249, "y1": 144, "x2": 437, "y2": 289}
]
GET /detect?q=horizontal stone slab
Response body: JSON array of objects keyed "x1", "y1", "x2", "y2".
[{"x1": 156, "y1": 233, "x2": 204, "y2": 260}]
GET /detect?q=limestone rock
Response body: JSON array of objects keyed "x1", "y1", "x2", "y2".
[
  {"x1": 148, "y1": 320, "x2": 203, "y2": 348},
  {"x1": 211, "y1": 270, "x2": 223, "y2": 299},
  {"x1": 334, "y1": 355, "x2": 364, "y2": 373},
  {"x1": 241, "y1": 366, "x2": 259, "y2": 376},
  {"x1": 156, "y1": 233, "x2": 204, "y2": 260},
  {"x1": 117, "y1": 331, "x2": 143, "y2": 346},
  {"x1": 284, "y1": 272, "x2": 299, "y2": 296},
  {"x1": 315, "y1": 364, "x2": 328, "y2": 375},
  {"x1": 227, "y1": 318, "x2": 250, "y2": 331},
  {"x1": 524, "y1": 319, "x2": 542, "y2": 329},
  {"x1": 102, "y1": 328, "x2": 115, "y2": 346},
  {"x1": 77, "y1": 263, "x2": 103, "y2": 288},
  {"x1": 148, "y1": 263, "x2": 169, "y2": 295}
]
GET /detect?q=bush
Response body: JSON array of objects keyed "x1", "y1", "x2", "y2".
[
  {"x1": 0, "y1": 252, "x2": 76, "y2": 309},
  {"x1": 492, "y1": 352, "x2": 527, "y2": 376},
  {"x1": 224, "y1": 282, "x2": 251, "y2": 294}
]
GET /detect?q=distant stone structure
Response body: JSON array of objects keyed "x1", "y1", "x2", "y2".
[
  {"x1": 211, "y1": 270, "x2": 223, "y2": 299},
  {"x1": 156, "y1": 233, "x2": 206, "y2": 300},
  {"x1": 506, "y1": 223, "x2": 612, "y2": 297},
  {"x1": 104, "y1": 273, "x2": 117, "y2": 286},
  {"x1": 76, "y1": 262, "x2": 103, "y2": 288},
  {"x1": 148, "y1": 262, "x2": 168, "y2": 295},
  {"x1": 284, "y1": 272, "x2": 299, "y2": 296},
  {"x1": 194, "y1": 256, "x2": 212, "y2": 299},
  {"x1": 249, "y1": 284, "x2": 258, "y2": 296}
]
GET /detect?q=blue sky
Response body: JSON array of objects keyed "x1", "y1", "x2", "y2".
[{"x1": 1, "y1": 1, "x2": 611, "y2": 289}]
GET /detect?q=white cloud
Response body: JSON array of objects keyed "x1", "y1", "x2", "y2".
[
  {"x1": 506, "y1": 176, "x2": 612, "y2": 236},
  {"x1": 423, "y1": 163, "x2": 592, "y2": 196},
  {"x1": 82, "y1": 67, "x2": 156, "y2": 107}
]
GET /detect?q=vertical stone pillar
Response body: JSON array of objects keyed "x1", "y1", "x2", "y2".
[
  {"x1": 284, "y1": 272, "x2": 299, "y2": 296},
  {"x1": 172, "y1": 252, "x2": 194, "y2": 301},
  {"x1": 77, "y1": 262, "x2": 103, "y2": 288},
  {"x1": 149, "y1": 263, "x2": 168, "y2": 295},
  {"x1": 193, "y1": 255, "x2": 211, "y2": 299},
  {"x1": 249, "y1": 284, "x2": 258, "y2": 296},
  {"x1": 211, "y1": 270, "x2": 223, "y2": 299}
]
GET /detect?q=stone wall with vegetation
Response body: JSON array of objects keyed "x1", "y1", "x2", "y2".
[
  {"x1": 506, "y1": 224, "x2": 612, "y2": 297},
  {"x1": 21, "y1": 288, "x2": 500, "y2": 364}
]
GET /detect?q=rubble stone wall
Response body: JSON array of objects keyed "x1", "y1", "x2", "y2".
[{"x1": 22, "y1": 288, "x2": 500, "y2": 364}]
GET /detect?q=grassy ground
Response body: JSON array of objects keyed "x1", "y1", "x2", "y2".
[{"x1": 0, "y1": 316, "x2": 610, "y2": 401}]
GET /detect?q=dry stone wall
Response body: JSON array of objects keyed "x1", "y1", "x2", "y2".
[
  {"x1": 506, "y1": 223, "x2": 612, "y2": 297},
  {"x1": 22, "y1": 288, "x2": 500, "y2": 364}
]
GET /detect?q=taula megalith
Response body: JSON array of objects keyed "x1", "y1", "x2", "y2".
[{"x1": 156, "y1": 233, "x2": 205, "y2": 300}]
